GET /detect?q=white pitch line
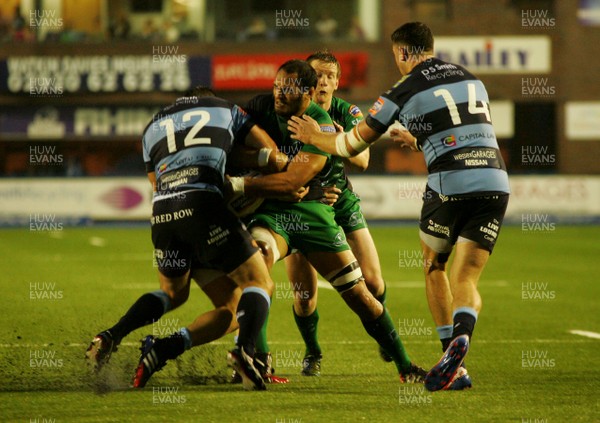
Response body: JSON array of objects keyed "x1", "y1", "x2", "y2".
[
  {"x1": 569, "y1": 330, "x2": 600, "y2": 340},
  {"x1": 317, "y1": 280, "x2": 334, "y2": 290},
  {"x1": 89, "y1": 237, "x2": 107, "y2": 247}
]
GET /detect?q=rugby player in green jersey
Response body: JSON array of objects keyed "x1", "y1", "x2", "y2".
[
  {"x1": 231, "y1": 59, "x2": 426, "y2": 384},
  {"x1": 283, "y1": 51, "x2": 391, "y2": 376}
]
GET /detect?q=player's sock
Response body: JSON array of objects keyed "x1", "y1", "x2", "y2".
[
  {"x1": 109, "y1": 290, "x2": 171, "y2": 341},
  {"x1": 436, "y1": 324, "x2": 453, "y2": 351},
  {"x1": 236, "y1": 287, "x2": 270, "y2": 357},
  {"x1": 362, "y1": 309, "x2": 412, "y2": 373},
  {"x1": 376, "y1": 285, "x2": 387, "y2": 305},
  {"x1": 154, "y1": 327, "x2": 192, "y2": 361},
  {"x1": 254, "y1": 308, "x2": 270, "y2": 355},
  {"x1": 451, "y1": 307, "x2": 477, "y2": 340},
  {"x1": 293, "y1": 307, "x2": 322, "y2": 356}
]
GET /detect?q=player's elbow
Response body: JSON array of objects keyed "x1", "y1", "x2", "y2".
[{"x1": 353, "y1": 160, "x2": 369, "y2": 172}]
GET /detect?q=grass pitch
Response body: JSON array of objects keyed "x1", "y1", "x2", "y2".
[{"x1": 0, "y1": 225, "x2": 598, "y2": 422}]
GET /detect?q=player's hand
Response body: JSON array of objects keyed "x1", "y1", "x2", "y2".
[
  {"x1": 390, "y1": 128, "x2": 420, "y2": 152},
  {"x1": 321, "y1": 186, "x2": 341, "y2": 206},
  {"x1": 223, "y1": 174, "x2": 234, "y2": 200},
  {"x1": 278, "y1": 186, "x2": 310, "y2": 202},
  {"x1": 288, "y1": 115, "x2": 320, "y2": 144},
  {"x1": 333, "y1": 121, "x2": 344, "y2": 133}
]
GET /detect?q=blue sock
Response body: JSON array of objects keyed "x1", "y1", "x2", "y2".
[
  {"x1": 179, "y1": 327, "x2": 192, "y2": 350},
  {"x1": 436, "y1": 324, "x2": 454, "y2": 351}
]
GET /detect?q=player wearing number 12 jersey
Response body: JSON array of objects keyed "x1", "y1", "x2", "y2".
[
  {"x1": 86, "y1": 86, "x2": 291, "y2": 391},
  {"x1": 288, "y1": 22, "x2": 510, "y2": 391}
]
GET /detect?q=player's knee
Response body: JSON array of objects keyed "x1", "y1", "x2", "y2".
[
  {"x1": 165, "y1": 288, "x2": 189, "y2": 309},
  {"x1": 363, "y1": 271, "x2": 385, "y2": 295},
  {"x1": 223, "y1": 287, "x2": 242, "y2": 314},
  {"x1": 251, "y1": 227, "x2": 280, "y2": 267},
  {"x1": 424, "y1": 253, "x2": 447, "y2": 274},
  {"x1": 255, "y1": 240, "x2": 271, "y2": 261},
  {"x1": 159, "y1": 275, "x2": 191, "y2": 308},
  {"x1": 326, "y1": 261, "x2": 363, "y2": 294},
  {"x1": 294, "y1": 294, "x2": 317, "y2": 316}
]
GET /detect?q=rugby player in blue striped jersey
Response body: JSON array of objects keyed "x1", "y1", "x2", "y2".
[
  {"x1": 288, "y1": 22, "x2": 510, "y2": 392},
  {"x1": 86, "y1": 86, "x2": 293, "y2": 391}
]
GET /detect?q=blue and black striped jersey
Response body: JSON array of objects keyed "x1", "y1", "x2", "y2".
[
  {"x1": 366, "y1": 58, "x2": 510, "y2": 196},
  {"x1": 142, "y1": 96, "x2": 253, "y2": 197}
]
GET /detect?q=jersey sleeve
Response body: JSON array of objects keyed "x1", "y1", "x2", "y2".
[
  {"x1": 365, "y1": 95, "x2": 400, "y2": 134},
  {"x1": 141, "y1": 109, "x2": 164, "y2": 174},
  {"x1": 365, "y1": 75, "x2": 415, "y2": 133},
  {"x1": 231, "y1": 104, "x2": 255, "y2": 142},
  {"x1": 142, "y1": 130, "x2": 154, "y2": 173},
  {"x1": 302, "y1": 105, "x2": 335, "y2": 157},
  {"x1": 344, "y1": 103, "x2": 364, "y2": 131}
]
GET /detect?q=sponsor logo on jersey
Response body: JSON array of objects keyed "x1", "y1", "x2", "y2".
[
  {"x1": 332, "y1": 231, "x2": 346, "y2": 247},
  {"x1": 349, "y1": 105, "x2": 363, "y2": 118},
  {"x1": 442, "y1": 135, "x2": 456, "y2": 147},
  {"x1": 319, "y1": 124, "x2": 336, "y2": 133},
  {"x1": 368, "y1": 97, "x2": 385, "y2": 115}
]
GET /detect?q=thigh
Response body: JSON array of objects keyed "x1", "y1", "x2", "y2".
[
  {"x1": 419, "y1": 189, "x2": 456, "y2": 258},
  {"x1": 458, "y1": 195, "x2": 509, "y2": 254},
  {"x1": 346, "y1": 228, "x2": 381, "y2": 276},
  {"x1": 306, "y1": 249, "x2": 357, "y2": 280},
  {"x1": 180, "y1": 193, "x2": 261, "y2": 274},
  {"x1": 288, "y1": 202, "x2": 350, "y2": 255},
  {"x1": 151, "y1": 194, "x2": 199, "y2": 277},
  {"x1": 227, "y1": 250, "x2": 273, "y2": 294},
  {"x1": 284, "y1": 252, "x2": 318, "y2": 295}
]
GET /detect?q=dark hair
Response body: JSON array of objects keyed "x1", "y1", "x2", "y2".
[
  {"x1": 277, "y1": 59, "x2": 318, "y2": 90},
  {"x1": 183, "y1": 85, "x2": 216, "y2": 98},
  {"x1": 306, "y1": 49, "x2": 341, "y2": 77},
  {"x1": 390, "y1": 22, "x2": 434, "y2": 52}
]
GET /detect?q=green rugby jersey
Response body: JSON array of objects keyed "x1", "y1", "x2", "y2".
[{"x1": 245, "y1": 94, "x2": 339, "y2": 198}]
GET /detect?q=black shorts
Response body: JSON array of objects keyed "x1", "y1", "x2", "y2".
[
  {"x1": 419, "y1": 186, "x2": 509, "y2": 255},
  {"x1": 151, "y1": 190, "x2": 259, "y2": 277}
]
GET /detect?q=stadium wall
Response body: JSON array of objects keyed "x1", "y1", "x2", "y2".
[
  {"x1": 1, "y1": 176, "x2": 598, "y2": 226},
  {"x1": 1, "y1": 1, "x2": 599, "y2": 176}
]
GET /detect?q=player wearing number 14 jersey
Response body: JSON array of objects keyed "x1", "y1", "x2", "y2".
[{"x1": 287, "y1": 22, "x2": 510, "y2": 391}]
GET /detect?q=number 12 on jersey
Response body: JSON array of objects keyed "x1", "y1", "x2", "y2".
[
  {"x1": 433, "y1": 83, "x2": 491, "y2": 126},
  {"x1": 159, "y1": 110, "x2": 211, "y2": 153}
]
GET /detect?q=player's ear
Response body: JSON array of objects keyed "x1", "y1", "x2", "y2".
[
  {"x1": 306, "y1": 86, "x2": 315, "y2": 99},
  {"x1": 399, "y1": 47, "x2": 407, "y2": 62}
]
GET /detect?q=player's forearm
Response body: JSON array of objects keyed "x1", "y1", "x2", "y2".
[
  {"x1": 243, "y1": 173, "x2": 304, "y2": 198},
  {"x1": 289, "y1": 116, "x2": 378, "y2": 158},
  {"x1": 228, "y1": 146, "x2": 288, "y2": 174},
  {"x1": 344, "y1": 148, "x2": 370, "y2": 171},
  {"x1": 305, "y1": 132, "x2": 339, "y2": 155}
]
